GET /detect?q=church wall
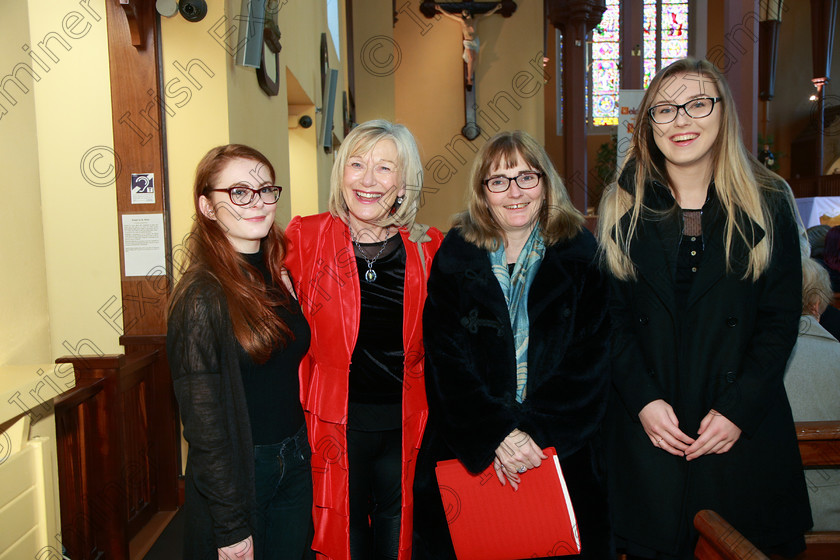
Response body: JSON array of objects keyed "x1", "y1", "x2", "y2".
[
  {"x1": 26, "y1": 0, "x2": 122, "y2": 358},
  {"x1": 162, "y1": 0, "x2": 341, "y2": 268},
  {"x1": 390, "y1": 0, "x2": 546, "y2": 231},
  {"x1": 0, "y1": 0, "x2": 52, "y2": 365}
]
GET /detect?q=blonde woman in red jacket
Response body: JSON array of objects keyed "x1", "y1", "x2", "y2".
[{"x1": 284, "y1": 120, "x2": 443, "y2": 560}]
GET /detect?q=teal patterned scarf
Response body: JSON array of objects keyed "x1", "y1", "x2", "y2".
[{"x1": 489, "y1": 227, "x2": 546, "y2": 403}]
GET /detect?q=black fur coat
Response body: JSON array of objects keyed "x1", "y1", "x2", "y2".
[{"x1": 412, "y1": 227, "x2": 613, "y2": 559}]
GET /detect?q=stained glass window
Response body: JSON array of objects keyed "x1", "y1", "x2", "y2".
[
  {"x1": 643, "y1": 0, "x2": 689, "y2": 88},
  {"x1": 580, "y1": 1, "x2": 689, "y2": 128},
  {"x1": 590, "y1": 0, "x2": 620, "y2": 126}
]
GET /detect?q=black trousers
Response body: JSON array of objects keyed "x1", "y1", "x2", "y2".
[
  {"x1": 253, "y1": 424, "x2": 314, "y2": 559},
  {"x1": 347, "y1": 428, "x2": 402, "y2": 560}
]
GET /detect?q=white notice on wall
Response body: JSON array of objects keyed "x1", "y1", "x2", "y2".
[
  {"x1": 122, "y1": 214, "x2": 166, "y2": 277},
  {"x1": 618, "y1": 90, "x2": 646, "y2": 168}
]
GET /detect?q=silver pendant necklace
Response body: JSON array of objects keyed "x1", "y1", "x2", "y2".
[{"x1": 350, "y1": 227, "x2": 389, "y2": 283}]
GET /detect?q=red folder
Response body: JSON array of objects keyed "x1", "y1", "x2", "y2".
[{"x1": 435, "y1": 447, "x2": 580, "y2": 560}]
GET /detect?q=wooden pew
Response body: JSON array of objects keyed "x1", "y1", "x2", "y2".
[
  {"x1": 694, "y1": 423, "x2": 840, "y2": 560},
  {"x1": 796, "y1": 421, "x2": 840, "y2": 557},
  {"x1": 694, "y1": 509, "x2": 768, "y2": 560}
]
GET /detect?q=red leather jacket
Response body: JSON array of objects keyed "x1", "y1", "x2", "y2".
[{"x1": 284, "y1": 213, "x2": 443, "y2": 560}]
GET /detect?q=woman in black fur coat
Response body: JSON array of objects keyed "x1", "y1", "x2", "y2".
[{"x1": 412, "y1": 131, "x2": 612, "y2": 559}]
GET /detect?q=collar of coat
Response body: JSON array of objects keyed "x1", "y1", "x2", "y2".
[
  {"x1": 614, "y1": 159, "x2": 767, "y2": 252},
  {"x1": 434, "y1": 226, "x2": 596, "y2": 327},
  {"x1": 435, "y1": 226, "x2": 595, "y2": 275},
  {"x1": 612, "y1": 161, "x2": 772, "y2": 312}
]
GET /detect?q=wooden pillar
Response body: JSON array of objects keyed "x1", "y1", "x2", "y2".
[
  {"x1": 620, "y1": 0, "x2": 643, "y2": 90},
  {"x1": 546, "y1": 0, "x2": 606, "y2": 212},
  {"x1": 722, "y1": 0, "x2": 759, "y2": 156},
  {"x1": 103, "y1": 0, "x2": 180, "y2": 520},
  {"x1": 105, "y1": 0, "x2": 172, "y2": 338},
  {"x1": 810, "y1": 0, "x2": 837, "y2": 175}
]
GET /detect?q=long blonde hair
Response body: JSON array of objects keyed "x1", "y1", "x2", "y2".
[{"x1": 598, "y1": 58, "x2": 793, "y2": 281}]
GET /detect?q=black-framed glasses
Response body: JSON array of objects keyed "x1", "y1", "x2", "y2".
[
  {"x1": 482, "y1": 172, "x2": 543, "y2": 193},
  {"x1": 208, "y1": 184, "x2": 282, "y2": 206},
  {"x1": 648, "y1": 97, "x2": 722, "y2": 124}
]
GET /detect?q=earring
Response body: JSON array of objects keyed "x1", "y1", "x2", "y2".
[{"x1": 390, "y1": 196, "x2": 405, "y2": 215}]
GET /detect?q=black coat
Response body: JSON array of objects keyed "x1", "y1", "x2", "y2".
[
  {"x1": 413, "y1": 228, "x2": 612, "y2": 559},
  {"x1": 167, "y1": 273, "x2": 257, "y2": 558},
  {"x1": 605, "y1": 176, "x2": 812, "y2": 556}
]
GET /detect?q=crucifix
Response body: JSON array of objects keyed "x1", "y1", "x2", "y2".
[{"x1": 420, "y1": 1, "x2": 516, "y2": 140}]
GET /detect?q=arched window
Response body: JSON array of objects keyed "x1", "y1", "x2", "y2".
[{"x1": 588, "y1": 0, "x2": 689, "y2": 127}]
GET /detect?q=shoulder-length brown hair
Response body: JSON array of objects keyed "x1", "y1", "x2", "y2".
[
  {"x1": 598, "y1": 57, "x2": 794, "y2": 281},
  {"x1": 454, "y1": 130, "x2": 583, "y2": 249},
  {"x1": 169, "y1": 144, "x2": 292, "y2": 363}
]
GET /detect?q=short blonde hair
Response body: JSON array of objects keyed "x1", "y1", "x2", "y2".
[
  {"x1": 454, "y1": 130, "x2": 583, "y2": 249},
  {"x1": 327, "y1": 119, "x2": 423, "y2": 229},
  {"x1": 802, "y1": 257, "x2": 833, "y2": 315}
]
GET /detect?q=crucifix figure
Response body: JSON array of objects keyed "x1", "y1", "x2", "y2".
[
  {"x1": 421, "y1": 1, "x2": 516, "y2": 139},
  {"x1": 436, "y1": 4, "x2": 501, "y2": 88}
]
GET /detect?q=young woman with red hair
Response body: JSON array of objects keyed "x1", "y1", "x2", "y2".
[{"x1": 167, "y1": 145, "x2": 313, "y2": 559}]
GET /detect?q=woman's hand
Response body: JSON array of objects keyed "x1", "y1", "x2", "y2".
[
  {"x1": 218, "y1": 536, "x2": 254, "y2": 559},
  {"x1": 685, "y1": 409, "x2": 741, "y2": 461},
  {"x1": 639, "y1": 399, "x2": 695, "y2": 456},
  {"x1": 492, "y1": 429, "x2": 548, "y2": 490}
]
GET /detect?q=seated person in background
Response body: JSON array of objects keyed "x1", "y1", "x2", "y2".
[
  {"x1": 807, "y1": 225, "x2": 830, "y2": 260},
  {"x1": 820, "y1": 226, "x2": 840, "y2": 292},
  {"x1": 812, "y1": 225, "x2": 840, "y2": 338},
  {"x1": 784, "y1": 257, "x2": 840, "y2": 531}
]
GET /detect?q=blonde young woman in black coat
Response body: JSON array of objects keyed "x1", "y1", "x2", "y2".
[
  {"x1": 598, "y1": 58, "x2": 811, "y2": 558},
  {"x1": 414, "y1": 131, "x2": 612, "y2": 559}
]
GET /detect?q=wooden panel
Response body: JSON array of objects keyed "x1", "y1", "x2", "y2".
[
  {"x1": 55, "y1": 349, "x2": 180, "y2": 559},
  {"x1": 797, "y1": 421, "x2": 840, "y2": 467},
  {"x1": 122, "y1": 377, "x2": 155, "y2": 538},
  {"x1": 56, "y1": 379, "x2": 108, "y2": 560},
  {"x1": 121, "y1": 335, "x2": 181, "y2": 510},
  {"x1": 104, "y1": 0, "x2": 171, "y2": 337},
  {"x1": 796, "y1": 421, "x2": 840, "y2": 551}
]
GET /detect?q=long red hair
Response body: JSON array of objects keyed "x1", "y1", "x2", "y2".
[{"x1": 170, "y1": 144, "x2": 292, "y2": 363}]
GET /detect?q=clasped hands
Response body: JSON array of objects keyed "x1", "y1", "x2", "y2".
[
  {"x1": 639, "y1": 399, "x2": 741, "y2": 461},
  {"x1": 492, "y1": 428, "x2": 548, "y2": 490}
]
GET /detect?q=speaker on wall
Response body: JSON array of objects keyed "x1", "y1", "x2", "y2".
[
  {"x1": 319, "y1": 68, "x2": 339, "y2": 152},
  {"x1": 236, "y1": 0, "x2": 266, "y2": 68}
]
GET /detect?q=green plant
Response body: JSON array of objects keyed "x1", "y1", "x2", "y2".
[{"x1": 590, "y1": 134, "x2": 618, "y2": 211}]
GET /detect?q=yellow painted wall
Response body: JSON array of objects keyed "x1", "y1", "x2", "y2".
[
  {"x1": 28, "y1": 0, "x2": 121, "y2": 357},
  {"x1": 0, "y1": 0, "x2": 51, "y2": 365},
  {"x1": 163, "y1": 0, "x2": 340, "y2": 253},
  {"x1": 353, "y1": 0, "x2": 397, "y2": 123},
  {"x1": 391, "y1": 0, "x2": 546, "y2": 231}
]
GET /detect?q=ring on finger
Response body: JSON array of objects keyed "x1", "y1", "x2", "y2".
[
  {"x1": 656, "y1": 437, "x2": 663, "y2": 445},
  {"x1": 517, "y1": 465, "x2": 527, "y2": 474}
]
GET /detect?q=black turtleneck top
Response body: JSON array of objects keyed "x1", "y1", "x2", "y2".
[{"x1": 239, "y1": 250, "x2": 311, "y2": 445}]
